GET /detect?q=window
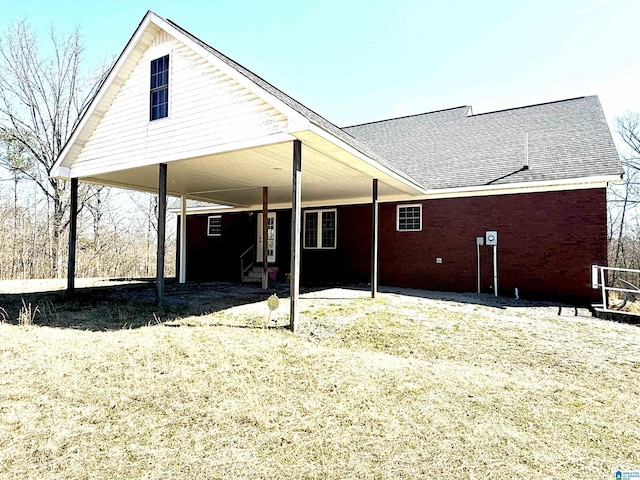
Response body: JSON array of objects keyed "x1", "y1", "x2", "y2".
[
  {"x1": 150, "y1": 55, "x2": 169, "y2": 120},
  {"x1": 207, "y1": 215, "x2": 221, "y2": 236},
  {"x1": 304, "y1": 210, "x2": 336, "y2": 249},
  {"x1": 397, "y1": 204, "x2": 422, "y2": 231}
]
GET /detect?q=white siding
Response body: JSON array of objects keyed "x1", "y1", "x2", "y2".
[{"x1": 72, "y1": 31, "x2": 288, "y2": 176}]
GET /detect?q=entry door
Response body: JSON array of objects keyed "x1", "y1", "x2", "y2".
[{"x1": 256, "y1": 212, "x2": 276, "y2": 262}]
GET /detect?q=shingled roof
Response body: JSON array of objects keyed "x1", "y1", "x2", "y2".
[
  {"x1": 62, "y1": 11, "x2": 621, "y2": 200},
  {"x1": 343, "y1": 96, "x2": 622, "y2": 191}
]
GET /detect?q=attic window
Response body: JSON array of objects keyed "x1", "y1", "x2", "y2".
[{"x1": 150, "y1": 55, "x2": 169, "y2": 120}]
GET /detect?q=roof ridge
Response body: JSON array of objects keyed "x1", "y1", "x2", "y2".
[
  {"x1": 344, "y1": 106, "x2": 470, "y2": 129},
  {"x1": 470, "y1": 96, "x2": 589, "y2": 117}
]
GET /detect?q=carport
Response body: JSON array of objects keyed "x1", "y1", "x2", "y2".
[{"x1": 51, "y1": 11, "x2": 425, "y2": 330}]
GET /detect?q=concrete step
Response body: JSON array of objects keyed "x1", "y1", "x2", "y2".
[
  {"x1": 243, "y1": 266, "x2": 263, "y2": 283},
  {"x1": 246, "y1": 269, "x2": 262, "y2": 278},
  {"x1": 242, "y1": 265, "x2": 279, "y2": 283},
  {"x1": 242, "y1": 275, "x2": 261, "y2": 283}
]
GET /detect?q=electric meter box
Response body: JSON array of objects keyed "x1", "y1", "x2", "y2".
[{"x1": 485, "y1": 231, "x2": 498, "y2": 246}]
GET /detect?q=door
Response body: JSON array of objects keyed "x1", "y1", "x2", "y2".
[{"x1": 256, "y1": 212, "x2": 276, "y2": 262}]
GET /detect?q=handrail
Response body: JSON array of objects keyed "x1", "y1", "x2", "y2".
[
  {"x1": 239, "y1": 245, "x2": 254, "y2": 259},
  {"x1": 596, "y1": 266, "x2": 640, "y2": 274},
  {"x1": 239, "y1": 245, "x2": 255, "y2": 281}
]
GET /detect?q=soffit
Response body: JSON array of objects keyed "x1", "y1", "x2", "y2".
[{"x1": 79, "y1": 132, "x2": 424, "y2": 209}]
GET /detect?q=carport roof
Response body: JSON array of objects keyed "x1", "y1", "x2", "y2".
[{"x1": 51, "y1": 11, "x2": 427, "y2": 209}]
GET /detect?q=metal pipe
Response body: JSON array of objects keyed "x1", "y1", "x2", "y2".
[
  {"x1": 524, "y1": 131, "x2": 529, "y2": 170},
  {"x1": 477, "y1": 241, "x2": 481, "y2": 294},
  {"x1": 476, "y1": 236, "x2": 484, "y2": 294},
  {"x1": 493, "y1": 244, "x2": 498, "y2": 296}
]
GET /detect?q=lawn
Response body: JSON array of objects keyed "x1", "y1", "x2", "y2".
[{"x1": 0, "y1": 286, "x2": 638, "y2": 479}]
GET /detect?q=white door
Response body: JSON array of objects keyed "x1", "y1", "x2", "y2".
[{"x1": 256, "y1": 212, "x2": 276, "y2": 262}]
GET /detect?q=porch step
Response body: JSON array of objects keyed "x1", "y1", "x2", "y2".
[{"x1": 243, "y1": 266, "x2": 263, "y2": 283}]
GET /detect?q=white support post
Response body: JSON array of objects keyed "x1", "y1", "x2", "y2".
[
  {"x1": 156, "y1": 163, "x2": 167, "y2": 307},
  {"x1": 371, "y1": 179, "x2": 379, "y2": 298},
  {"x1": 179, "y1": 195, "x2": 187, "y2": 284},
  {"x1": 262, "y1": 186, "x2": 269, "y2": 290},
  {"x1": 289, "y1": 140, "x2": 302, "y2": 332},
  {"x1": 67, "y1": 178, "x2": 78, "y2": 296},
  {"x1": 600, "y1": 267, "x2": 608, "y2": 310}
]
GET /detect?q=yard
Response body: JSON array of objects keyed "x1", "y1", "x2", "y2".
[{"x1": 0, "y1": 280, "x2": 638, "y2": 479}]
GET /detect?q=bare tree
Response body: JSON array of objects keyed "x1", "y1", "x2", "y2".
[
  {"x1": 0, "y1": 20, "x2": 106, "y2": 277},
  {"x1": 126, "y1": 192, "x2": 160, "y2": 277},
  {"x1": 0, "y1": 134, "x2": 28, "y2": 276},
  {"x1": 608, "y1": 112, "x2": 640, "y2": 282}
]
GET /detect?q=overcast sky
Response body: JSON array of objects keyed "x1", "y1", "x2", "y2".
[{"x1": 1, "y1": 0, "x2": 639, "y2": 128}]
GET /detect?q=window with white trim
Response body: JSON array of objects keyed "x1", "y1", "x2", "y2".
[
  {"x1": 150, "y1": 55, "x2": 169, "y2": 120},
  {"x1": 304, "y1": 209, "x2": 336, "y2": 249},
  {"x1": 207, "y1": 215, "x2": 222, "y2": 236},
  {"x1": 397, "y1": 204, "x2": 422, "y2": 231}
]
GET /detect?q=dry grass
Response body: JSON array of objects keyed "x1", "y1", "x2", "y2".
[
  {"x1": 0, "y1": 289, "x2": 638, "y2": 479},
  {"x1": 17, "y1": 299, "x2": 38, "y2": 326}
]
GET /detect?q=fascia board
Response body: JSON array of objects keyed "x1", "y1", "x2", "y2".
[
  {"x1": 53, "y1": 166, "x2": 70, "y2": 179},
  {"x1": 421, "y1": 175, "x2": 622, "y2": 198}
]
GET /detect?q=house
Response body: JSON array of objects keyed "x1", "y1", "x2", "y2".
[
  {"x1": 51, "y1": 11, "x2": 622, "y2": 328},
  {"x1": 182, "y1": 97, "x2": 621, "y2": 303}
]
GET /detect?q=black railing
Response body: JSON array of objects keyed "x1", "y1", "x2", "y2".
[{"x1": 239, "y1": 245, "x2": 255, "y2": 281}]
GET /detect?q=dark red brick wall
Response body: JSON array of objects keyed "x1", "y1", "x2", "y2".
[
  {"x1": 378, "y1": 188, "x2": 607, "y2": 303},
  {"x1": 183, "y1": 212, "x2": 254, "y2": 281},
  {"x1": 299, "y1": 205, "x2": 372, "y2": 283},
  {"x1": 181, "y1": 188, "x2": 607, "y2": 303}
]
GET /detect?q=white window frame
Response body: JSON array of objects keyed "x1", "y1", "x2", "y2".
[
  {"x1": 304, "y1": 209, "x2": 337, "y2": 249},
  {"x1": 396, "y1": 204, "x2": 422, "y2": 232},
  {"x1": 150, "y1": 54, "x2": 170, "y2": 121},
  {"x1": 207, "y1": 215, "x2": 222, "y2": 237}
]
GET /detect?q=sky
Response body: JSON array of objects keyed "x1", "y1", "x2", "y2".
[{"x1": 1, "y1": 0, "x2": 639, "y2": 130}]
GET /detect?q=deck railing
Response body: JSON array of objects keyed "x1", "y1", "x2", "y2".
[{"x1": 592, "y1": 265, "x2": 640, "y2": 311}]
